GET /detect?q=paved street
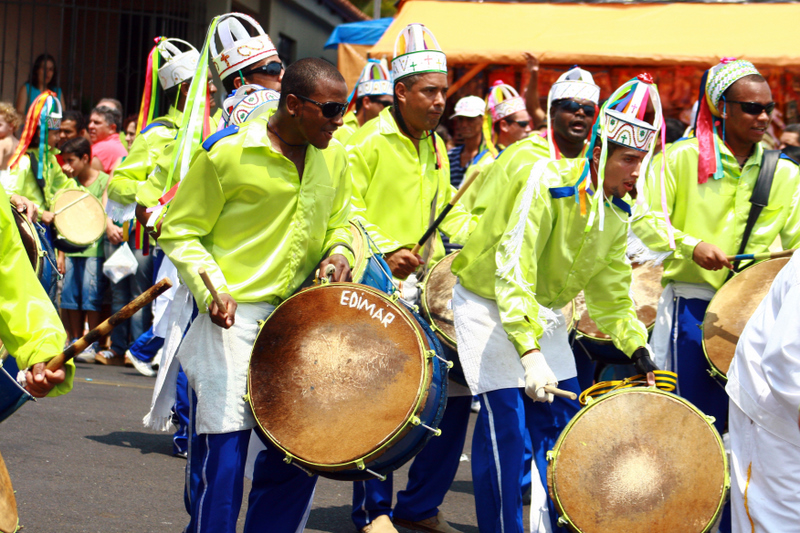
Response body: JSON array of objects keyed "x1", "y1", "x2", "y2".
[{"x1": 1, "y1": 363, "x2": 513, "y2": 532}]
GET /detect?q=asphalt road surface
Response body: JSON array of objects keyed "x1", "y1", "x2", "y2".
[{"x1": 2, "y1": 363, "x2": 529, "y2": 532}]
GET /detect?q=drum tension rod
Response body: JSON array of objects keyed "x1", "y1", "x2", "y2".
[
  {"x1": 283, "y1": 455, "x2": 314, "y2": 477},
  {"x1": 411, "y1": 416, "x2": 442, "y2": 437},
  {"x1": 427, "y1": 350, "x2": 453, "y2": 368},
  {"x1": 365, "y1": 469, "x2": 387, "y2": 482}
]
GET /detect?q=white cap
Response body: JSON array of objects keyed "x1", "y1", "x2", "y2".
[
  {"x1": 156, "y1": 38, "x2": 200, "y2": 90},
  {"x1": 211, "y1": 13, "x2": 279, "y2": 81},
  {"x1": 450, "y1": 96, "x2": 485, "y2": 119}
]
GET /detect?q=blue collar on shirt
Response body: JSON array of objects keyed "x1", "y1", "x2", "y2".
[{"x1": 548, "y1": 185, "x2": 632, "y2": 215}]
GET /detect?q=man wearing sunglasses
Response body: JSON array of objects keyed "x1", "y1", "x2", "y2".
[
  {"x1": 632, "y1": 60, "x2": 800, "y2": 513},
  {"x1": 346, "y1": 23, "x2": 477, "y2": 533},
  {"x1": 335, "y1": 60, "x2": 393, "y2": 145},
  {"x1": 158, "y1": 57, "x2": 353, "y2": 533},
  {"x1": 467, "y1": 67, "x2": 600, "y2": 217}
]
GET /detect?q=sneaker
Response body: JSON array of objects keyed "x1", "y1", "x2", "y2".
[
  {"x1": 74, "y1": 342, "x2": 98, "y2": 364},
  {"x1": 95, "y1": 349, "x2": 124, "y2": 366},
  {"x1": 126, "y1": 350, "x2": 157, "y2": 377}
]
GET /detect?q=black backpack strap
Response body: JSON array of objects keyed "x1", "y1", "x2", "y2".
[
  {"x1": 28, "y1": 152, "x2": 44, "y2": 192},
  {"x1": 731, "y1": 149, "x2": 780, "y2": 273}
]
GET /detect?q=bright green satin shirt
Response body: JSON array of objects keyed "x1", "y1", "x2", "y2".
[
  {"x1": 459, "y1": 148, "x2": 496, "y2": 214},
  {"x1": 108, "y1": 106, "x2": 182, "y2": 208},
  {"x1": 454, "y1": 157, "x2": 648, "y2": 358},
  {"x1": 333, "y1": 111, "x2": 359, "y2": 145},
  {"x1": 0, "y1": 189, "x2": 72, "y2": 396},
  {"x1": 3, "y1": 149, "x2": 79, "y2": 212},
  {"x1": 633, "y1": 136, "x2": 800, "y2": 290},
  {"x1": 346, "y1": 107, "x2": 477, "y2": 264},
  {"x1": 158, "y1": 114, "x2": 354, "y2": 309}
]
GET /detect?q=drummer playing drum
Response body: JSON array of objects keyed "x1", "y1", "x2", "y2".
[
  {"x1": 345, "y1": 23, "x2": 477, "y2": 533},
  {"x1": 451, "y1": 76, "x2": 662, "y2": 533},
  {"x1": 158, "y1": 58, "x2": 353, "y2": 533}
]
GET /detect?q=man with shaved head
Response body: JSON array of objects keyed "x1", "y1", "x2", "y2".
[{"x1": 159, "y1": 56, "x2": 354, "y2": 533}]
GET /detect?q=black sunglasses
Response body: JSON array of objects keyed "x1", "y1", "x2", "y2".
[
  {"x1": 504, "y1": 118, "x2": 530, "y2": 129},
  {"x1": 369, "y1": 96, "x2": 393, "y2": 108},
  {"x1": 294, "y1": 94, "x2": 347, "y2": 118},
  {"x1": 553, "y1": 99, "x2": 596, "y2": 118},
  {"x1": 725, "y1": 100, "x2": 776, "y2": 116},
  {"x1": 242, "y1": 61, "x2": 284, "y2": 78}
]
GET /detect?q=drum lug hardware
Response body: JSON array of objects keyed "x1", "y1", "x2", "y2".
[
  {"x1": 557, "y1": 516, "x2": 569, "y2": 527},
  {"x1": 546, "y1": 450, "x2": 555, "y2": 462},
  {"x1": 427, "y1": 350, "x2": 453, "y2": 368},
  {"x1": 242, "y1": 394, "x2": 250, "y2": 402},
  {"x1": 705, "y1": 415, "x2": 717, "y2": 425},
  {"x1": 285, "y1": 456, "x2": 314, "y2": 477},
  {"x1": 411, "y1": 416, "x2": 442, "y2": 437}
]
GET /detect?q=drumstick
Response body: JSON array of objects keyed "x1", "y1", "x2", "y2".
[
  {"x1": 726, "y1": 248, "x2": 795, "y2": 263},
  {"x1": 53, "y1": 192, "x2": 91, "y2": 215},
  {"x1": 46, "y1": 278, "x2": 172, "y2": 371},
  {"x1": 198, "y1": 267, "x2": 226, "y2": 310},
  {"x1": 544, "y1": 385, "x2": 578, "y2": 401},
  {"x1": 410, "y1": 170, "x2": 481, "y2": 256}
]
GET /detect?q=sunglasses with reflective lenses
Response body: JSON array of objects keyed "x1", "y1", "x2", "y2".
[
  {"x1": 553, "y1": 99, "x2": 596, "y2": 118},
  {"x1": 295, "y1": 94, "x2": 347, "y2": 118},
  {"x1": 243, "y1": 61, "x2": 284, "y2": 78},
  {"x1": 725, "y1": 100, "x2": 776, "y2": 116}
]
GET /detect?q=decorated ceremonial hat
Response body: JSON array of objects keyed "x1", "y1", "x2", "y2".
[
  {"x1": 695, "y1": 58, "x2": 762, "y2": 183},
  {"x1": 156, "y1": 38, "x2": 200, "y2": 90},
  {"x1": 356, "y1": 60, "x2": 392, "y2": 98},
  {"x1": 221, "y1": 85, "x2": 280, "y2": 127},
  {"x1": 450, "y1": 96, "x2": 485, "y2": 119},
  {"x1": 8, "y1": 91, "x2": 61, "y2": 192},
  {"x1": 210, "y1": 13, "x2": 278, "y2": 80},
  {"x1": 43, "y1": 94, "x2": 62, "y2": 130},
  {"x1": 391, "y1": 23, "x2": 447, "y2": 81},
  {"x1": 549, "y1": 66, "x2": 600, "y2": 104},
  {"x1": 486, "y1": 82, "x2": 525, "y2": 123}
]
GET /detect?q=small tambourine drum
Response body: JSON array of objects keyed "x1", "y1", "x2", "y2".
[
  {"x1": 247, "y1": 282, "x2": 448, "y2": 481},
  {"x1": 0, "y1": 449, "x2": 18, "y2": 533},
  {"x1": 51, "y1": 189, "x2": 106, "y2": 253},
  {"x1": 548, "y1": 387, "x2": 729, "y2": 533},
  {"x1": 0, "y1": 356, "x2": 32, "y2": 424},
  {"x1": 11, "y1": 204, "x2": 58, "y2": 296},
  {"x1": 703, "y1": 257, "x2": 789, "y2": 382},
  {"x1": 420, "y1": 252, "x2": 459, "y2": 351},
  {"x1": 573, "y1": 263, "x2": 663, "y2": 364}
]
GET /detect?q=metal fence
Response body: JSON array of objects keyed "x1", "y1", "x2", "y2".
[{"x1": 0, "y1": 0, "x2": 206, "y2": 118}]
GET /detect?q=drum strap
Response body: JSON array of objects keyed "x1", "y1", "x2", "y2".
[
  {"x1": 730, "y1": 149, "x2": 780, "y2": 276},
  {"x1": 28, "y1": 153, "x2": 44, "y2": 192}
]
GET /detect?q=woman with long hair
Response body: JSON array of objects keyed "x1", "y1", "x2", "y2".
[{"x1": 15, "y1": 53, "x2": 64, "y2": 116}]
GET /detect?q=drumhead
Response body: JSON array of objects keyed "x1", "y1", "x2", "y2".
[
  {"x1": 10, "y1": 205, "x2": 41, "y2": 275},
  {"x1": 0, "y1": 450, "x2": 18, "y2": 533},
  {"x1": 248, "y1": 283, "x2": 432, "y2": 470},
  {"x1": 421, "y1": 252, "x2": 458, "y2": 349},
  {"x1": 549, "y1": 388, "x2": 727, "y2": 533},
  {"x1": 575, "y1": 263, "x2": 663, "y2": 342},
  {"x1": 703, "y1": 257, "x2": 790, "y2": 380},
  {"x1": 52, "y1": 189, "x2": 105, "y2": 247}
]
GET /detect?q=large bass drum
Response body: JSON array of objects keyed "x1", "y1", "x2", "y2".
[
  {"x1": 247, "y1": 282, "x2": 448, "y2": 481},
  {"x1": 548, "y1": 387, "x2": 728, "y2": 533},
  {"x1": 703, "y1": 257, "x2": 790, "y2": 381}
]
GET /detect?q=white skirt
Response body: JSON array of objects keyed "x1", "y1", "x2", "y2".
[
  {"x1": 177, "y1": 301, "x2": 275, "y2": 434},
  {"x1": 452, "y1": 282, "x2": 575, "y2": 396}
]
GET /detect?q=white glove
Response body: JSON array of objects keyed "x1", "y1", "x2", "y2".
[{"x1": 520, "y1": 350, "x2": 557, "y2": 403}]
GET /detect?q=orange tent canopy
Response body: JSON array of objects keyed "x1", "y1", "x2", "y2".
[{"x1": 370, "y1": 1, "x2": 800, "y2": 67}]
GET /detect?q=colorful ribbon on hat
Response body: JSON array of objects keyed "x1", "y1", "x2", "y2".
[{"x1": 136, "y1": 37, "x2": 164, "y2": 133}]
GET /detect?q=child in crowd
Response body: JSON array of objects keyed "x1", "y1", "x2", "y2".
[
  {"x1": 57, "y1": 137, "x2": 109, "y2": 360},
  {"x1": 0, "y1": 103, "x2": 21, "y2": 185}
]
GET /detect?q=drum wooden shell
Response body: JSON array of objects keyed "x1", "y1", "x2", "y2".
[
  {"x1": 0, "y1": 450, "x2": 18, "y2": 533},
  {"x1": 10, "y1": 205, "x2": 42, "y2": 276},
  {"x1": 703, "y1": 257, "x2": 790, "y2": 381},
  {"x1": 575, "y1": 263, "x2": 663, "y2": 342},
  {"x1": 248, "y1": 283, "x2": 441, "y2": 478},
  {"x1": 52, "y1": 189, "x2": 105, "y2": 249},
  {"x1": 548, "y1": 388, "x2": 728, "y2": 533}
]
